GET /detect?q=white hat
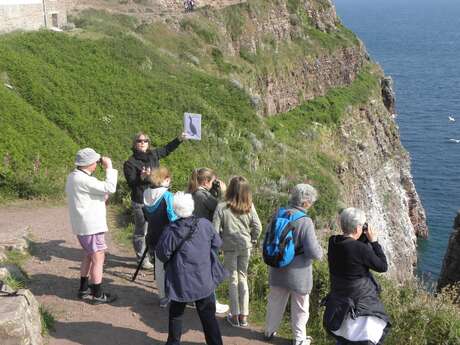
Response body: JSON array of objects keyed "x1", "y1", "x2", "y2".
[{"x1": 74, "y1": 148, "x2": 101, "y2": 166}]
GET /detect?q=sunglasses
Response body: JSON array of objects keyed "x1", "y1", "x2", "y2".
[{"x1": 136, "y1": 139, "x2": 149, "y2": 143}]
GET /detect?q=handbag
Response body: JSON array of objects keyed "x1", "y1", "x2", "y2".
[{"x1": 210, "y1": 250, "x2": 229, "y2": 286}]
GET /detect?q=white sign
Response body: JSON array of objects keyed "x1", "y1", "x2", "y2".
[{"x1": 184, "y1": 113, "x2": 202, "y2": 140}]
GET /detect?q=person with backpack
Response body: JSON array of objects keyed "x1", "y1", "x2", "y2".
[
  {"x1": 156, "y1": 192, "x2": 225, "y2": 345},
  {"x1": 124, "y1": 132, "x2": 186, "y2": 270},
  {"x1": 263, "y1": 184, "x2": 323, "y2": 345},
  {"x1": 187, "y1": 167, "x2": 229, "y2": 314},
  {"x1": 213, "y1": 175, "x2": 262, "y2": 327},
  {"x1": 143, "y1": 166, "x2": 177, "y2": 308}
]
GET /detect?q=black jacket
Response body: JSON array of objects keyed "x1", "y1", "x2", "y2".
[
  {"x1": 323, "y1": 236, "x2": 391, "y2": 344},
  {"x1": 123, "y1": 138, "x2": 181, "y2": 203}
]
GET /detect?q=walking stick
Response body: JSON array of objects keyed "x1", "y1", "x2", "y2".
[{"x1": 132, "y1": 246, "x2": 149, "y2": 282}]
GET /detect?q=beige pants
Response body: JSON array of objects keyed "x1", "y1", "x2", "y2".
[
  {"x1": 155, "y1": 254, "x2": 165, "y2": 299},
  {"x1": 224, "y1": 248, "x2": 251, "y2": 316},
  {"x1": 265, "y1": 285, "x2": 310, "y2": 341}
]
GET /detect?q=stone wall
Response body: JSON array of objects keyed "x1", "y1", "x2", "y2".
[
  {"x1": 44, "y1": 0, "x2": 68, "y2": 28},
  {"x1": 0, "y1": 0, "x2": 67, "y2": 34},
  {"x1": 0, "y1": 1, "x2": 45, "y2": 33}
]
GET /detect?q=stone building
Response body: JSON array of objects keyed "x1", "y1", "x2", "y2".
[{"x1": 0, "y1": 0, "x2": 68, "y2": 34}]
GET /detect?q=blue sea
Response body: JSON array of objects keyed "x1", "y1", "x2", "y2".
[{"x1": 334, "y1": 0, "x2": 460, "y2": 281}]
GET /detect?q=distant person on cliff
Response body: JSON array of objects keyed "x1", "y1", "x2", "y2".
[
  {"x1": 213, "y1": 175, "x2": 262, "y2": 327},
  {"x1": 184, "y1": 0, "x2": 196, "y2": 12},
  {"x1": 124, "y1": 132, "x2": 186, "y2": 270},
  {"x1": 156, "y1": 192, "x2": 225, "y2": 345},
  {"x1": 143, "y1": 166, "x2": 177, "y2": 308},
  {"x1": 263, "y1": 184, "x2": 323, "y2": 345},
  {"x1": 323, "y1": 208, "x2": 390, "y2": 345},
  {"x1": 188, "y1": 167, "x2": 229, "y2": 314},
  {"x1": 65, "y1": 148, "x2": 118, "y2": 304}
]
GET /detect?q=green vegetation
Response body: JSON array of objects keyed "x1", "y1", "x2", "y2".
[
  {"x1": 3, "y1": 249, "x2": 30, "y2": 269},
  {"x1": 4, "y1": 273, "x2": 26, "y2": 291},
  {"x1": 39, "y1": 305, "x2": 56, "y2": 335}
]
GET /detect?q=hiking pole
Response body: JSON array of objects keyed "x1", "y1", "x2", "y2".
[{"x1": 132, "y1": 245, "x2": 149, "y2": 282}]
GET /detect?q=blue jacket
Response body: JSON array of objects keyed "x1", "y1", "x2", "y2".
[
  {"x1": 155, "y1": 216, "x2": 222, "y2": 302},
  {"x1": 143, "y1": 187, "x2": 177, "y2": 248}
]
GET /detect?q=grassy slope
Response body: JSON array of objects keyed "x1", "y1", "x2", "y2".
[{"x1": 0, "y1": 2, "x2": 459, "y2": 344}]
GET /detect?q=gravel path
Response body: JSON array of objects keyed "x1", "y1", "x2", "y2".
[{"x1": 0, "y1": 201, "x2": 288, "y2": 345}]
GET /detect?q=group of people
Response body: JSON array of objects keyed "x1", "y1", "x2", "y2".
[{"x1": 65, "y1": 131, "x2": 391, "y2": 345}]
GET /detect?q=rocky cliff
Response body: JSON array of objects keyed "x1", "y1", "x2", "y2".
[
  {"x1": 173, "y1": 0, "x2": 428, "y2": 279},
  {"x1": 438, "y1": 212, "x2": 460, "y2": 299}
]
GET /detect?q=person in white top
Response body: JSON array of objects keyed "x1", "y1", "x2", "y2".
[{"x1": 65, "y1": 148, "x2": 118, "y2": 305}]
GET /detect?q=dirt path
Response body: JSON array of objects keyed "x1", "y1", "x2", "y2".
[{"x1": 0, "y1": 201, "x2": 288, "y2": 345}]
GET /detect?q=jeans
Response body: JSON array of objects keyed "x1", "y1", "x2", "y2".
[
  {"x1": 223, "y1": 248, "x2": 251, "y2": 316},
  {"x1": 166, "y1": 294, "x2": 223, "y2": 345},
  {"x1": 132, "y1": 202, "x2": 148, "y2": 260}
]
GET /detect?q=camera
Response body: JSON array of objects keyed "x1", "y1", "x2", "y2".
[
  {"x1": 97, "y1": 157, "x2": 103, "y2": 165},
  {"x1": 210, "y1": 179, "x2": 221, "y2": 198},
  {"x1": 212, "y1": 179, "x2": 220, "y2": 190},
  {"x1": 358, "y1": 222, "x2": 369, "y2": 243}
]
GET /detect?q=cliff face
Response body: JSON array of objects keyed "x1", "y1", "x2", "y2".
[
  {"x1": 332, "y1": 91, "x2": 427, "y2": 280},
  {"x1": 438, "y1": 212, "x2": 460, "y2": 298},
  {"x1": 200, "y1": 0, "x2": 368, "y2": 116},
  {"x1": 199, "y1": 0, "x2": 428, "y2": 279}
]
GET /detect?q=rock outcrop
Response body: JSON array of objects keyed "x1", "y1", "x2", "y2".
[
  {"x1": 0, "y1": 287, "x2": 43, "y2": 345},
  {"x1": 0, "y1": 228, "x2": 42, "y2": 345},
  {"x1": 334, "y1": 95, "x2": 427, "y2": 280},
  {"x1": 438, "y1": 212, "x2": 460, "y2": 297}
]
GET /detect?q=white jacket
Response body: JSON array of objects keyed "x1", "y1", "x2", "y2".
[{"x1": 65, "y1": 168, "x2": 118, "y2": 236}]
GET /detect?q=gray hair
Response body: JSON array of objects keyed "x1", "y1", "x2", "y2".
[
  {"x1": 288, "y1": 184, "x2": 318, "y2": 208},
  {"x1": 340, "y1": 208, "x2": 366, "y2": 235},
  {"x1": 173, "y1": 192, "x2": 195, "y2": 218}
]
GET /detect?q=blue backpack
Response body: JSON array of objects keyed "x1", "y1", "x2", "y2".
[{"x1": 263, "y1": 208, "x2": 307, "y2": 268}]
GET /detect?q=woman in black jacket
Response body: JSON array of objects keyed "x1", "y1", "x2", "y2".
[
  {"x1": 324, "y1": 208, "x2": 390, "y2": 345},
  {"x1": 123, "y1": 132, "x2": 184, "y2": 269}
]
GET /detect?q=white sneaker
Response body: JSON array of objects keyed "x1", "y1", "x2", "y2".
[
  {"x1": 137, "y1": 259, "x2": 154, "y2": 270},
  {"x1": 215, "y1": 300, "x2": 229, "y2": 314},
  {"x1": 293, "y1": 336, "x2": 312, "y2": 345}
]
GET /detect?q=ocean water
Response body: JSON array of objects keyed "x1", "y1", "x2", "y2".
[{"x1": 334, "y1": 0, "x2": 460, "y2": 281}]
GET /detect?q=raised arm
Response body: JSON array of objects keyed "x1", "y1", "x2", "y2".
[
  {"x1": 153, "y1": 137, "x2": 183, "y2": 160},
  {"x1": 361, "y1": 242, "x2": 388, "y2": 273}
]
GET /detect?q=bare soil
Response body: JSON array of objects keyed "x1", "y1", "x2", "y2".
[{"x1": 0, "y1": 200, "x2": 289, "y2": 345}]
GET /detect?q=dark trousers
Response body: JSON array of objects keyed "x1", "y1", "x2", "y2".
[{"x1": 166, "y1": 294, "x2": 223, "y2": 345}]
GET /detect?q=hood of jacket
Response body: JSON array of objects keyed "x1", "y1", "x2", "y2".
[{"x1": 144, "y1": 187, "x2": 168, "y2": 207}]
